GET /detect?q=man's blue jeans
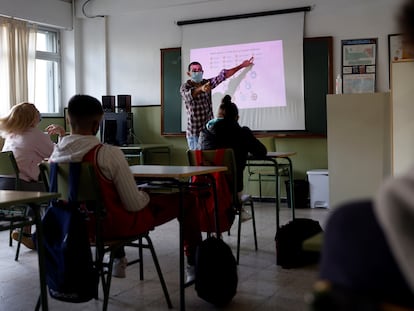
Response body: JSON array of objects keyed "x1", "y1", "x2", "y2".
[{"x1": 187, "y1": 136, "x2": 200, "y2": 150}]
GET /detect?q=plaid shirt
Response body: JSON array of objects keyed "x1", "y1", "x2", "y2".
[{"x1": 180, "y1": 69, "x2": 227, "y2": 137}]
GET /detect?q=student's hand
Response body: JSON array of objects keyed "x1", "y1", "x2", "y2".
[
  {"x1": 201, "y1": 81, "x2": 211, "y2": 92},
  {"x1": 241, "y1": 57, "x2": 254, "y2": 68},
  {"x1": 45, "y1": 124, "x2": 66, "y2": 137}
]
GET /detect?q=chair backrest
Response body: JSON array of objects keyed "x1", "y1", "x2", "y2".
[
  {"x1": 0, "y1": 151, "x2": 21, "y2": 190},
  {"x1": 39, "y1": 162, "x2": 106, "y2": 243},
  {"x1": 38, "y1": 162, "x2": 102, "y2": 204},
  {"x1": 187, "y1": 148, "x2": 238, "y2": 202}
]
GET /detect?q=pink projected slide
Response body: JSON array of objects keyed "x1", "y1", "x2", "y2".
[{"x1": 190, "y1": 40, "x2": 286, "y2": 109}]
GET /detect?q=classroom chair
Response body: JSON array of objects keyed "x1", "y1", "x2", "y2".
[
  {"x1": 0, "y1": 151, "x2": 34, "y2": 261},
  {"x1": 38, "y1": 162, "x2": 172, "y2": 311},
  {"x1": 187, "y1": 148, "x2": 257, "y2": 264},
  {"x1": 246, "y1": 137, "x2": 290, "y2": 201}
]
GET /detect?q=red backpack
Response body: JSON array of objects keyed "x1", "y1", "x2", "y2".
[{"x1": 191, "y1": 149, "x2": 235, "y2": 233}]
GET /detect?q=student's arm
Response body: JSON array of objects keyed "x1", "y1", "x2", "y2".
[
  {"x1": 45, "y1": 124, "x2": 66, "y2": 137},
  {"x1": 33, "y1": 129, "x2": 55, "y2": 159},
  {"x1": 242, "y1": 127, "x2": 267, "y2": 157}
]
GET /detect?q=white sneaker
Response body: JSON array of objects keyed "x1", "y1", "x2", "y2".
[
  {"x1": 112, "y1": 257, "x2": 128, "y2": 278},
  {"x1": 240, "y1": 207, "x2": 252, "y2": 222},
  {"x1": 185, "y1": 265, "x2": 195, "y2": 283}
]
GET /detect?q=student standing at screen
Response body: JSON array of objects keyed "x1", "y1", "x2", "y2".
[{"x1": 180, "y1": 57, "x2": 254, "y2": 150}]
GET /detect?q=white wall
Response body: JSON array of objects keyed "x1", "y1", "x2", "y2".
[
  {"x1": 65, "y1": 0, "x2": 404, "y2": 106},
  {"x1": 0, "y1": 0, "x2": 72, "y2": 29}
]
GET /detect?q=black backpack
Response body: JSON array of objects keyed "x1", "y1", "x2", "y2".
[
  {"x1": 275, "y1": 218, "x2": 322, "y2": 269},
  {"x1": 195, "y1": 237, "x2": 238, "y2": 306},
  {"x1": 35, "y1": 163, "x2": 98, "y2": 303}
]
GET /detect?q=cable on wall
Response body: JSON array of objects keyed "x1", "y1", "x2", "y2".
[{"x1": 82, "y1": 0, "x2": 105, "y2": 18}]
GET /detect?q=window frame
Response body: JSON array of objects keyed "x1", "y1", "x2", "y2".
[{"x1": 34, "y1": 26, "x2": 62, "y2": 117}]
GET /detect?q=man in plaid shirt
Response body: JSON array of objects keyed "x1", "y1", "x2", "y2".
[{"x1": 180, "y1": 57, "x2": 254, "y2": 150}]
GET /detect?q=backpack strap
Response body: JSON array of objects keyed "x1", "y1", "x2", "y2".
[
  {"x1": 83, "y1": 144, "x2": 103, "y2": 163},
  {"x1": 214, "y1": 149, "x2": 225, "y2": 165},
  {"x1": 195, "y1": 149, "x2": 203, "y2": 165},
  {"x1": 67, "y1": 163, "x2": 81, "y2": 202},
  {"x1": 49, "y1": 162, "x2": 82, "y2": 202}
]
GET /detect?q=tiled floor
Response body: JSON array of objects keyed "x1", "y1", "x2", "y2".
[{"x1": 0, "y1": 202, "x2": 330, "y2": 311}]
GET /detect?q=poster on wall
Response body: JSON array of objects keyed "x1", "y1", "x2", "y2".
[
  {"x1": 341, "y1": 38, "x2": 377, "y2": 94},
  {"x1": 388, "y1": 33, "x2": 414, "y2": 62}
]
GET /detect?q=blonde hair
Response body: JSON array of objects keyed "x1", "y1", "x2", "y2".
[{"x1": 0, "y1": 102, "x2": 39, "y2": 135}]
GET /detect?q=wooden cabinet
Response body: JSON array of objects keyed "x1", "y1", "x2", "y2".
[
  {"x1": 391, "y1": 60, "x2": 414, "y2": 176},
  {"x1": 327, "y1": 93, "x2": 391, "y2": 208}
]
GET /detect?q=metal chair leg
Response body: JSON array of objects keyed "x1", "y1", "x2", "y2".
[
  {"x1": 144, "y1": 235, "x2": 173, "y2": 308},
  {"x1": 236, "y1": 206, "x2": 242, "y2": 265},
  {"x1": 250, "y1": 201, "x2": 258, "y2": 251}
]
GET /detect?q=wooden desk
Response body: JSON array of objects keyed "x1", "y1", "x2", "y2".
[
  {"x1": 130, "y1": 165, "x2": 226, "y2": 311},
  {"x1": 120, "y1": 144, "x2": 171, "y2": 165},
  {"x1": 0, "y1": 190, "x2": 60, "y2": 311},
  {"x1": 248, "y1": 151, "x2": 297, "y2": 230}
]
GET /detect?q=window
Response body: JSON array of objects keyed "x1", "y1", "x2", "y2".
[
  {"x1": 0, "y1": 19, "x2": 61, "y2": 116},
  {"x1": 33, "y1": 27, "x2": 61, "y2": 115}
]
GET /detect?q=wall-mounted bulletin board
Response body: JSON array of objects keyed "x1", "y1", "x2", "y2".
[
  {"x1": 341, "y1": 38, "x2": 377, "y2": 94},
  {"x1": 161, "y1": 36, "x2": 333, "y2": 137}
]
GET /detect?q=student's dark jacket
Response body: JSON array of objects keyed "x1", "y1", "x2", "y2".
[{"x1": 199, "y1": 118, "x2": 267, "y2": 193}]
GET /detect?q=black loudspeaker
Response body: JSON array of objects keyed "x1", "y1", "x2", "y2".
[
  {"x1": 117, "y1": 95, "x2": 131, "y2": 112},
  {"x1": 102, "y1": 95, "x2": 115, "y2": 112},
  {"x1": 126, "y1": 112, "x2": 134, "y2": 145},
  {"x1": 102, "y1": 119, "x2": 117, "y2": 145}
]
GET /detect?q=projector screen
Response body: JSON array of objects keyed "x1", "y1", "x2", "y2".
[
  {"x1": 190, "y1": 40, "x2": 286, "y2": 109},
  {"x1": 181, "y1": 12, "x2": 305, "y2": 131}
]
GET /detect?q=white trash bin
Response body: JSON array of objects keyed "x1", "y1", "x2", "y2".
[{"x1": 307, "y1": 169, "x2": 329, "y2": 208}]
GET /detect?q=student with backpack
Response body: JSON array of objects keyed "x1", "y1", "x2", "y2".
[{"x1": 49, "y1": 94, "x2": 202, "y2": 281}]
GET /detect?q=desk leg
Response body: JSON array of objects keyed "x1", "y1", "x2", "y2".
[
  {"x1": 178, "y1": 184, "x2": 185, "y2": 311},
  {"x1": 286, "y1": 158, "x2": 295, "y2": 220},
  {"x1": 209, "y1": 175, "x2": 220, "y2": 237},
  {"x1": 139, "y1": 151, "x2": 145, "y2": 165},
  {"x1": 32, "y1": 203, "x2": 48, "y2": 311},
  {"x1": 274, "y1": 161, "x2": 280, "y2": 230}
]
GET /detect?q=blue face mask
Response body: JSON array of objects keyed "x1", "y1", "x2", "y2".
[{"x1": 191, "y1": 71, "x2": 203, "y2": 83}]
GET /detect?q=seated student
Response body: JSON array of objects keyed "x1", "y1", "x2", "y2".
[
  {"x1": 49, "y1": 94, "x2": 202, "y2": 280},
  {"x1": 0, "y1": 102, "x2": 65, "y2": 190},
  {"x1": 199, "y1": 95, "x2": 267, "y2": 219},
  {"x1": 0, "y1": 102, "x2": 65, "y2": 249},
  {"x1": 314, "y1": 200, "x2": 414, "y2": 310}
]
